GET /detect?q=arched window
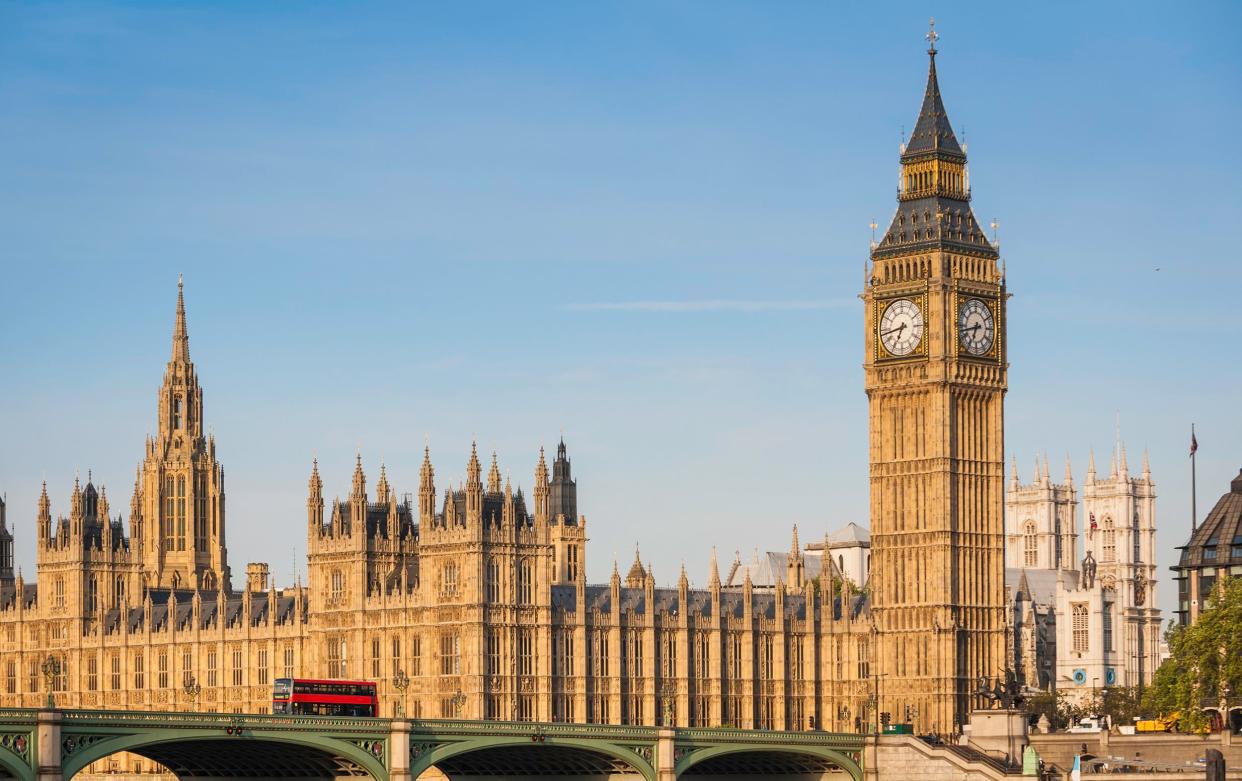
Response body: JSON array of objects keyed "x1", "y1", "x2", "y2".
[
  {"x1": 1072, "y1": 602, "x2": 1089, "y2": 653},
  {"x1": 173, "y1": 396, "x2": 183, "y2": 430},
  {"x1": 1102, "y1": 516, "x2": 1116, "y2": 562},
  {"x1": 164, "y1": 477, "x2": 175, "y2": 551},
  {"x1": 330, "y1": 569, "x2": 344, "y2": 603},
  {"x1": 486, "y1": 559, "x2": 501, "y2": 602},
  {"x1": 176, "y1": 476, "x2": 186, "y2": 551},
  {"x1": 442, "y1": 562, "x2": 459, "y2": 596},
  {"x1": 518, "y1": 560, "x2": 534, "y2": 605},
  {"x1": 1023, "y1": 521, "x2": 1038, "y2": 567},
  {"x1": 839, "y1": 554, "x2": 845, "y2": 572}
]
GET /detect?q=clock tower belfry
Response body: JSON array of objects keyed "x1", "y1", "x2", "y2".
[{"x1": 864, "y1": 26, "x2": 1008, "y2": 733}]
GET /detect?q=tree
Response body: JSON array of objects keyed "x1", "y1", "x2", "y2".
[
  {"x1": 1026, "y1": 689, "x2": 1076, "y2": 730},
  {"x1": 1143, "y1": 576, "x2": 1242, "y2": 732},
  {"x1": 1081, "y1": 686, "x2": 1143, "y2": 726}
]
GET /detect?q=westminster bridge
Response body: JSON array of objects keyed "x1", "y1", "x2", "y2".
[{"x1": 0, "y1": 708, "x2": 867, "y2": 781}]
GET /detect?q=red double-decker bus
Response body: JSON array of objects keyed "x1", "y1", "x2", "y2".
[{"x1": 272, "y1": 678, "x2": 378, "y2": 717}]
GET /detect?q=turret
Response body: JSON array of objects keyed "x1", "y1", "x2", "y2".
[
  {"x1": 0, "y1": 494, "x2": 13, "y2": 588},
  {"x1": 1087, "y1": 449, "x2": 1097, "y2": 484},
  {"x1": 487, "y1": 452, "x2": 501, "y2": 495},
  {"x1": 466, "y1": 442, "x2": 482, "y2": 524},
  {"x1": 350, "y1": 454, "x2": 366, "y2": 502},
  {"x1": 549, "y1": 438, "x2": 578, "y2": 525},
  {"x1": 129, "y1": 469, "x2": 143, "y2": 555},
  {"x1": 376, "y1": 463, "x2": 391, "y2": 505},
  {"x1": 418, "y1": 446, "x2": 435, "y2": 525},
  {"x1": 38, "y1": 481, "x2": 51, "y2": 545},
  {"x1": 786, "y1": 524, "x2": 805, "y2": 593},
  {"x1": 533, "y1": 447, "x2": 549, "y2": 524},
  {"x1": 307, "y1": 460, "x2": 323, "y2": 536}
]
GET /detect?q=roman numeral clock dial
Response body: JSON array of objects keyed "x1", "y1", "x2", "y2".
[
  {"x1": 879, "y1": 298, "x2": 925, "y2": 357},
  {"x1": 958, "y1": 297, "x2": 996, "y2": 356}
]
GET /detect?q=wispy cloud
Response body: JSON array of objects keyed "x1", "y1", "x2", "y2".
[{"x1": 566, "y1": 299, "x2": 850, "y2": 313}]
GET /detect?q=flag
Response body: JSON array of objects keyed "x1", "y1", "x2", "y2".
[
  {"x1": 1071, "y1": 754, "x2": 1082, "y2": 781},
  {"x1": 1190, "y1": 430, "x2": 1198, "y2": 457},
  {"x1": 1089, "y1": 513, "x2": 1097, "y2": 538}
]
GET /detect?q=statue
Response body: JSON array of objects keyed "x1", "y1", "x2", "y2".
[
  {"x1": 1080, "y1": 551, "x2": 1097, "y2": 590},
  {"x1": 1134, "y1": 574, "x2": 1146, "y2": 606},
  {"x1": 974, "y1": 669, "x2": 1026, "y2": 710}
]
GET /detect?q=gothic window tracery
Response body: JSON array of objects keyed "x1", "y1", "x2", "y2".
[
  {"x1": 176, "y1": 475, "x2": 186, "y2": 551},
  {"x1": 1023, "y1": 521, "x2": 1038, "y2": 567},
  {"x1": 1072, "y1": 603, "x2": 1089, "y2": 653},
  {"x1": 330, "y1": 569, "x2": 343, "y2": 603},
  {"x1": 1102, "y1": 515, "x2": 1116, "y2": 562},
  {"x1": 518, "y1": 559, "x2": 533, "y2": 604}
]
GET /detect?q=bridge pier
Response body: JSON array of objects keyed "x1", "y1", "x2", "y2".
[
  {"x1": 389, "y1": 718, "x2": 411, "y2": 781},
  {"x1": 36, "y1": 709, "x2": 62, "y2": 781},
  {"x1": 656, "y1": 728, "x2": 675, "y2": 781}
]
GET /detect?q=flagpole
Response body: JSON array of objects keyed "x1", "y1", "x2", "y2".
[{"x1": 1191, "y1": 423, "x2": 1197, "y2": 533}]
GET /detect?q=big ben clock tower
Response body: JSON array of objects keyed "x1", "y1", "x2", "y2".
[{"x1": 864, "y1": 23, "x2": 1007, "y2": 734}]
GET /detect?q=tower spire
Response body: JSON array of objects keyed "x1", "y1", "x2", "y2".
[{"x1": 172, "y1": 274, "x2": 190, "y2": 363}]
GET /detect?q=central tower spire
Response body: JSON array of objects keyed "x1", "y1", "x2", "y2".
[
  {"x1": 136, "y1": 277, "x2": 229, "y2": 592},
  {"x1": 172, "y1": 273, "x2": 190, "y2": 363}
]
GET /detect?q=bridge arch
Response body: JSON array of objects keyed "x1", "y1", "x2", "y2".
[
  {"x1": 62, "y1": 729, "x2": 388, "y2": 780},
  {"x1": 414, "y1": 735, "x2": 657, "y2": 781},
  {"x1": 675, "y1": 743, "x2": 862, "y2": 781},
  {"x1": 0, "y1": 744, "x2": 33, "y2": 781}
]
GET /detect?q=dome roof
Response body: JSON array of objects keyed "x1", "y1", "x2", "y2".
[{"x1": 1178, "y1": 468, "x2": 1242, "y2": 569}]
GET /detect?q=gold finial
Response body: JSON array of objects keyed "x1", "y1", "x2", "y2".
[
  {"x1": 990, "y1": 218, "x2": 999, "y2": 245},
  {"x1": 926, "y1": 17, "x2": 939, "y2": 53}
]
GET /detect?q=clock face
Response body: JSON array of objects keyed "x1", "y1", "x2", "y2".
[
  {"x1": 958, "y1": 298, "x2": 995, "y2": 356},
  {"x1": 879, "y1": 298, "x2": 924, "y2": 356}
]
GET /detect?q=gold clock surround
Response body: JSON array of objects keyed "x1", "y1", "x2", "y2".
[
  {"x1": 953, "y1": 291, "x2": 1003, "y2": 362},
  {"x1": 873, "y1": 291, "x2": 929, "y2": 362}
]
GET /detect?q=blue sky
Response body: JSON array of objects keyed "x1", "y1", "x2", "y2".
[{"x1": 1, "y1": 1, "x2": 1239, "y2": 620}]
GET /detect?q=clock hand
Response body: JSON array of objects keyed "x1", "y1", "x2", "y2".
[{"x1": 880, "y1": 323, "x2": 908, "y2": 336}]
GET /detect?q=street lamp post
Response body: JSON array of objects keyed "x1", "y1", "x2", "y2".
[
  {"x1": 392, "y1": 669, "x2": 410, "y2": 718},
  {"x1": 183, "y1": 674, "x2": 201, "y2": 711},
  {"x1": 41, "y1": 655, "x2": 61, "y2": 709}
]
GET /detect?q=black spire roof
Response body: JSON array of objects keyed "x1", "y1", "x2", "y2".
[
  {"x1": 903, "y1": 49, "x2": 964, "y2": 159},
  {"x1": 872, "y1": 45, "x2": 996, "y2": 261}
]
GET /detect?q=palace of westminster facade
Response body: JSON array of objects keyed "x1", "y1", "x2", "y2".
[{"x1": 2, "y1": 42, "x2": 1034, "y2": 737}]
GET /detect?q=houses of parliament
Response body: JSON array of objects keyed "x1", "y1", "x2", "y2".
[{"x1": 0, "y1": 39, "x2": 1009, "y2": 737}]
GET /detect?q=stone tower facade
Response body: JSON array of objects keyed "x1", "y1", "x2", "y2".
[
  {"x1": 1005, "y1": 456, "x2": 1079, "y2": 571},
  {"x1": 1003, "y1": 450, "x2": 1161, "y2": 701},
  {"x1": 864, "y1": 39, "x2": 1007, "y2": 733},
  {"x1": 1080, "y1": 446, "x2": 1160, "y2": 689}
]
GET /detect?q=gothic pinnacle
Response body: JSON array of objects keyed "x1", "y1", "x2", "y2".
[{"x1": 487, "y1": 451, "x2": 501, "y2": 493}]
